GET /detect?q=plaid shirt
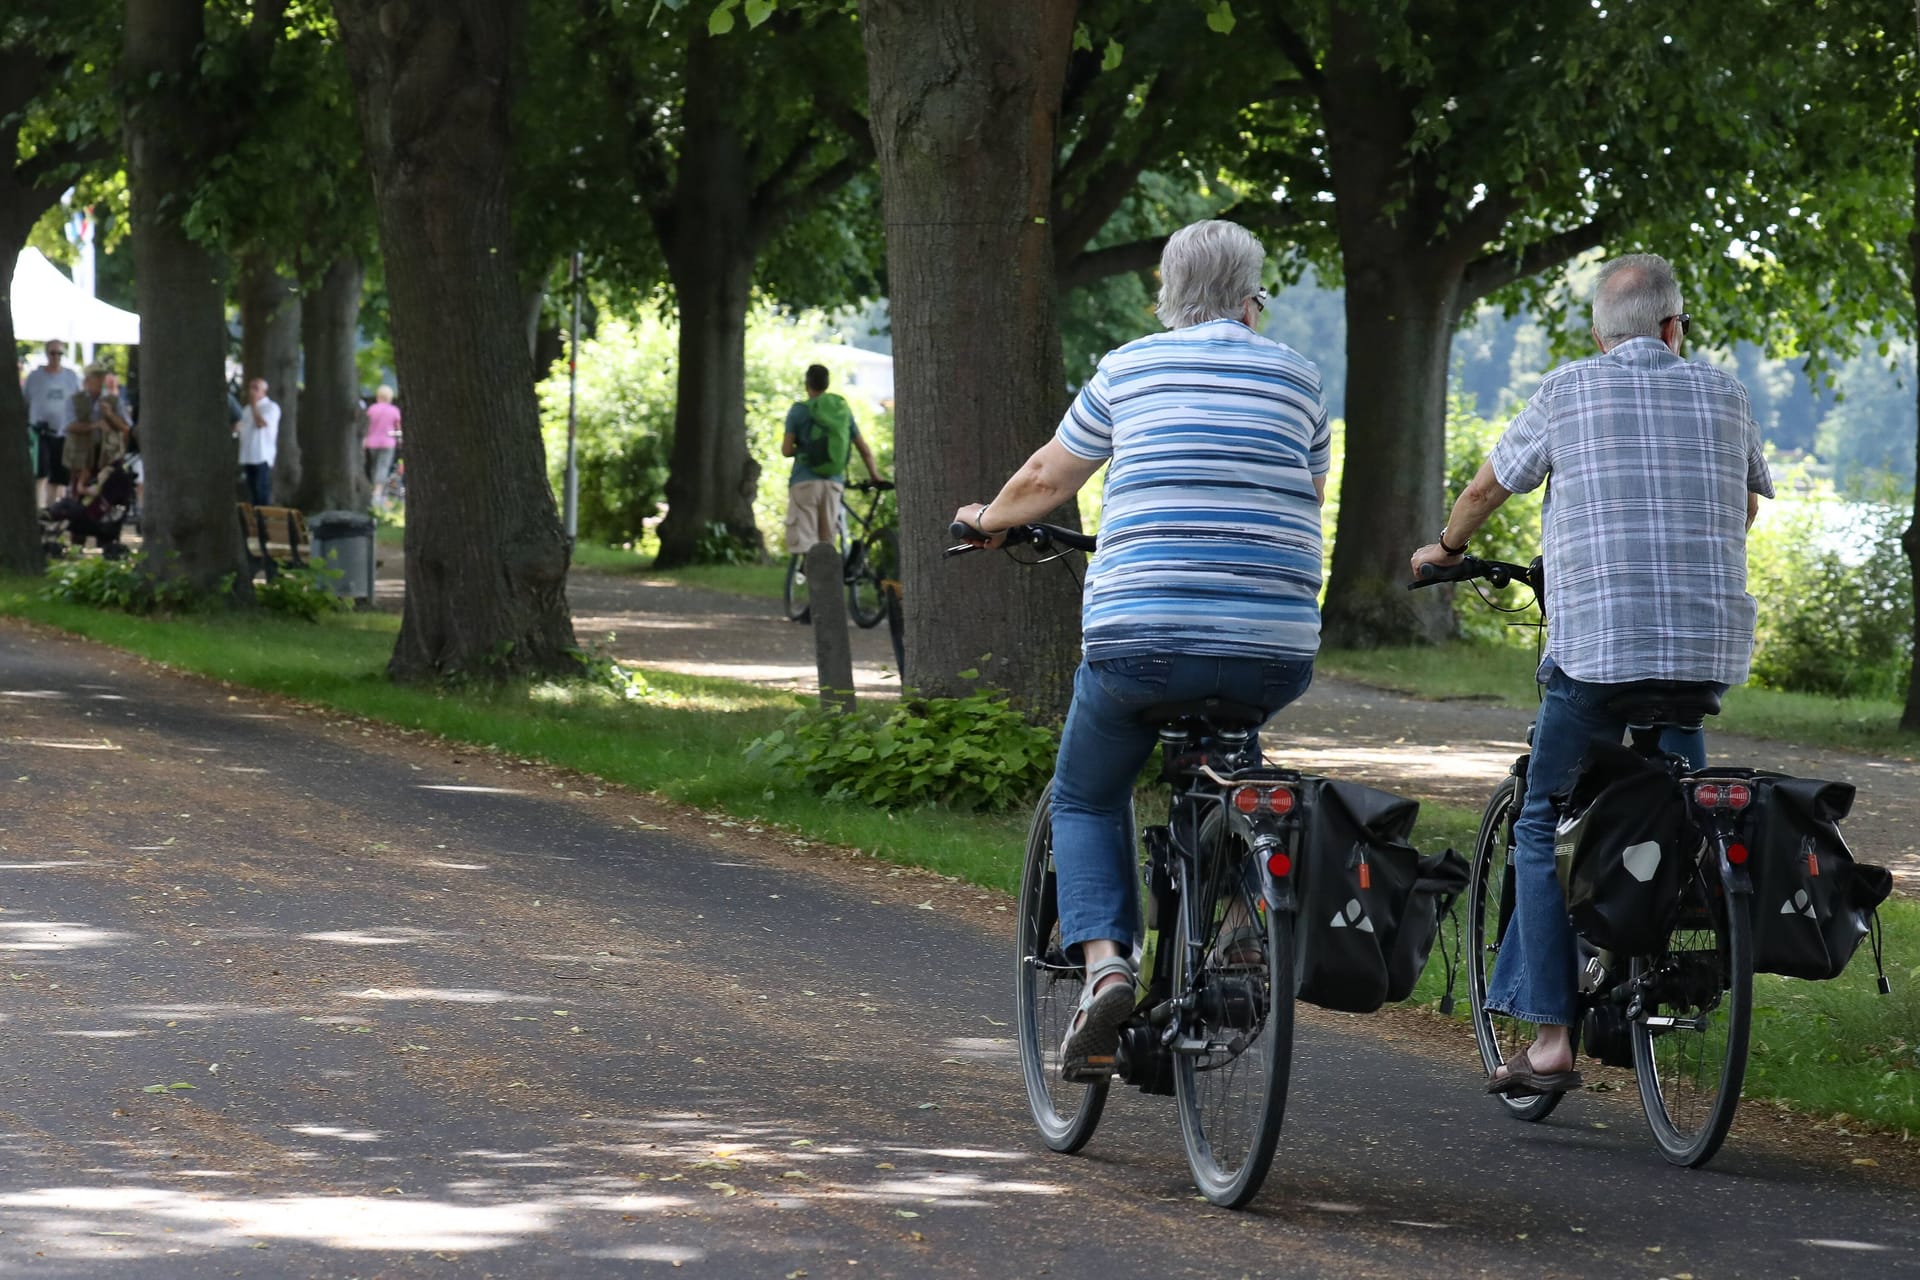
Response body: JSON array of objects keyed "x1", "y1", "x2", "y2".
[{"x1": 1489, "y1": 337, "x2": 1774, "y2": 686}]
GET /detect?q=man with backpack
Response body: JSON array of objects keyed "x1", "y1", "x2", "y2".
[{"x1": 781, "y1": 363, "x2": 884, "y2": 571}]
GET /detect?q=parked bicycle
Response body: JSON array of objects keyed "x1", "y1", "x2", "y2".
[
  {"x1": 783, "y1": 480, "x2": 896, "y2": 629},
  {"x1": 1413, "y1": 554, "x2": 1757, "y2": 1166}
]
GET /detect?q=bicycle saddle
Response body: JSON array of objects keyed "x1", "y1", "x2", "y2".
[
  {"x1": 1601, "y1": 680, "x2": 1722, "y2": 730},
  {"x1": 1139, "y1": 697, "x2": 1269, "y2": 732}
]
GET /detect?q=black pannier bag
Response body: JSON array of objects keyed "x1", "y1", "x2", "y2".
[
  {"x1": 1722, "y1": 771, "x2": 1895, "y2": 984},
  {"x1": 1556, "y1": 743, "x2": 1694, "y2": 956},
  {"x1": 1294, "y1": 778, "x2": 1470, "y2": 1013}
]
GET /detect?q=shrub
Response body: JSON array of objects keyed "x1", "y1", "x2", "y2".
[
  {"x1": 254, "y1": 566, "x2": 350, "y2": 622},
  {"x1": 746, "y1": 684, "x2": 1057, "y2": 813},
  {"x1": 43, "y1": 555, "x2": 207, "y2": 614}
]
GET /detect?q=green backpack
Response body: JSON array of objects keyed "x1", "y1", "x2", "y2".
[{"x1": 803, "y1": 392, "x2": 853, "y2": 475}]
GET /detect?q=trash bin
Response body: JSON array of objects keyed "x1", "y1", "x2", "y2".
[{"x1": 309, "y1": 510, "x2": 377, "y2": 605}]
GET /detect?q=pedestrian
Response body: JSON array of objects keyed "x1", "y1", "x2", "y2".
[
  {"x1": 951, "y1": 220, "x2": 1331, "y2": 1081},
  {"x1": 64, "y1": 362, "x2": 131, "y2": 494},
  {"x1": 781, "y1": 364, "x2": 884, "y2": 619},
  {"x1": 235, "y1": 376, "x2": 281, "y2": 507},
  {"x1": 1409, "y1": 253, "x2": 1772, "y2": 1097},
  {"x1": 22, "y1": 340, "x2": 81, "y2": 507},
  {"x1": 364, "y1": 384, "x2": 401, "y2": 508}
]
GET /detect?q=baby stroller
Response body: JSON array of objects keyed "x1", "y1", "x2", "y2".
[{"x1": 42, "y1": 450, "x2": 137, "y2": 560}]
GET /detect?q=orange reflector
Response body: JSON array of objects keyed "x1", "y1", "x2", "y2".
[
  {"x1": 1232, "y1": 786, "x2": 1261, "y2": 814},
  {"x1": 1726, "y1": 783, "x2": 1751, "y2": 809},
  {"x1": 1358, "y1": 860, "x2": 1371, "y2": 890},
  {"x1": 1266, "y1": 851, "x2": 1292, "y2": 877},
  {"x1": 1695, "y1": 783, "x2": 1721, "y2": 807},
  {"x1": 1727, "y1": 842, "x2": 1749, "y2": 865},
  {"x1": 1808, "y1": 852, "x2": 1820, "y2": 876},
  {"x1": 1266, "y1": 786, "x2": 1295, "y2": 815}
]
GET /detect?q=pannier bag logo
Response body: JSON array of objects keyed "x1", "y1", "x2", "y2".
[
  {"x1": 1781, "y1": 889, "x2": 1817, "y2": 919},
  {"x1": 1620, "y1": 840, "x2": 1663, "y2": 884},
  {"x1": 1329, "y1": 897, "x2": 1375, "y2": 933}
]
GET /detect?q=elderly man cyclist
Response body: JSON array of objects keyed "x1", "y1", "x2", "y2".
[
  {"x1": 952, "y1": 219, "x2": 1332, "y2": 1081},
  {"x1": 1410, "y1": 253, "x2": 1773, "y2": 1096}
]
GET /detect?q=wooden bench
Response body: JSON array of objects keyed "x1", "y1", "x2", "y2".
[{"x1": 236, "y1": 503, "x2": 310, "y2": 581}]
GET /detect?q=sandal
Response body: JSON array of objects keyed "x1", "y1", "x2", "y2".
[
  {"x1": 1486, "y1": 1045, "x2": 1584, "y2": 1096},
  {"x1": 1211, "y1": 924, "x2": 1267, "y2": 969},
  {"x1": 1058, "y1": 955, "x2": 1136, "y2": 1083}
]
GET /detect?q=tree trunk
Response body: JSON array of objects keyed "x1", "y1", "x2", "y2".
[
  {"x1": 292, "y1": 254, "x2": 368, "y2": 513},
  {"x1": 652, "y1": 31, "x2": 764, "y2": 569},
  {"x1": 239, "y1": 250, "x2": 303, "y2": 502},
  {"x1": 862, "y1": 0, "x2": 1081, "y2": 718},
  {"x1": 1320, "y1": 257, "x2": 1460, "y2": 646},
  {"x1": 124, "y1": 0, "x2": 248, "y2": 595},
  {"x1": 1902, "y1": 94, "x2": 1920, "y2": 731},
  {"x1": 333, "y1": 0, "x2": 577, "y2": 681},
  {"x1": 0, "y1": 226, "x2": 44, "y2": 574}
]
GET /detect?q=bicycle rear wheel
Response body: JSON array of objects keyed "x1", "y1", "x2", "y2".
[
  {"x1": 1173, "y1": 812, "x2": 1293, "y2": 1208},
  {"x1": 1466, "y1": 773, "x2": 1567, "y2": 1123},
  {"x1": 1629, "y1": 856, "x2": 1752, "y2": 1167},
  {"x1": 782, "y1": 554, "x2": 811, "y2": 622},
  {"x1": 1015, "y1": 783, "x2": 1108, "y2": 1152},
  {"x1": 847, "y1": 529, "x2": 894, "y2": 628}
]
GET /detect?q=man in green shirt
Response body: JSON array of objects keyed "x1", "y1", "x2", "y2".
[{"x1": 781, "y1": 363, "x2": 883, "y2": 556}]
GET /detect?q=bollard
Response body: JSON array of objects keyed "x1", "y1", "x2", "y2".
[{"x1": 805, "y1": 541, "x2": 856, "y2": 713}]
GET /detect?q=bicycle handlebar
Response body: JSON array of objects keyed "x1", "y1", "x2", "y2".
[
  {"x1": 846, "y1": 479, "x2": 895, "y2": 493},
  {"x1": 944, "y1": 519, "x2": 1098, "y2": 558},
  {"x1": 1407, "y1": 554, "x2": 1540, "y2": 592}
]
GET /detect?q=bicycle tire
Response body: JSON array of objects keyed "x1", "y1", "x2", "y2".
[
  {"x1": 1629, "y1": 855, "x2": 1753, "y2": 1167},
  {"x1": 847, "y1": 529, "x2": 894, "y2": 629},
  {"x1": 1173, "y1": 811, "x2": 1293, "y2": 1208},
  {"x1": 1014, "y1": 782, "x2": 1108, "y2": 1153},
  {"x1": 1466, "y1": 773, "x2": 1567, "y2": 1123},
  {"x1": 782, "y1": 553, "x2": 811, "y2": 622}
]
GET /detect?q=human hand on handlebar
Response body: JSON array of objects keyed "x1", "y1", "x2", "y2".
[
  {"x1": 1409, "y1": 541, "x2": 1464, "y2": 581},
  {"x1": 950, "y1": 502, "x2": 1006, "y2": 550}
]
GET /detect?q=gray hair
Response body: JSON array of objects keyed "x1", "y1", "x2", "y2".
[
  {"x1": 1155, "y1": 220, "x2": 1266, "y2": 328},
  {"x1": 1591, "y1": 253, "x2": 1683, "y2": 344}
]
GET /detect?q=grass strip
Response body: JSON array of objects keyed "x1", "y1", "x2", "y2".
[
  {"x1": 1320, "y1": 643, "x2": 1920, "y2": 758},
  {"x1": 377, "y1": 524, "x2": 789, "y2": 599},
  {"x1": 5, "y1": 587, "x2": 1913, "y2": 1133}
]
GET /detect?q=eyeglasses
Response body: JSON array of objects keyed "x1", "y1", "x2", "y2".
[
  {"x1": 1252, "y1": 288, "x2": 1270, "y2": 314},
  {"x1": 1661, "y1": 313, "x2": 1692, "y2": 335}
]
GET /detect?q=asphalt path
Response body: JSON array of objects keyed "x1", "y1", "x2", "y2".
[{"x1": 0, "y1": 625, "x2": 1914, "y2": 1278}]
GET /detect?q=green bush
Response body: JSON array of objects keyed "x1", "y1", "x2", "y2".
[
  {"x1": 254, "y1": 566, "x2": 350, "y2": 622},
  {"x1": 43, "y1": 555, "x2": 207, "y2": 614},
  {"x1": 746, "y1": 685, "x2": 1057, "y2": 813},
  {"x1": 1442, "y1": 397, "x2": 1546, "y2": 645}
]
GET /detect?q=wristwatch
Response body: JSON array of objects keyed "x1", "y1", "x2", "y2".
[{"x1": 1438, "y1": 527, "x2": 1468, "y2": 556}]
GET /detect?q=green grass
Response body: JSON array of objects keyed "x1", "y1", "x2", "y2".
[
  {"x1": 6, "y1": 583, "x2": 1914, "y2": 1134},
  {"x1": 1321, "y1": 642, "x2": 1920, "y2": 758},
  {"x1": 380, "y1": 524, "x2": 788, "y2": 601}
]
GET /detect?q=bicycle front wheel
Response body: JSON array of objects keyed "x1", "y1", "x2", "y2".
[
  {"x1": 1466, "y1": 772, "x2": 1566, "y2": 1123},
  {"x1": 1173, "y1": 813, "x2": 1294, "y2": 1208},
  {"x1": 1014, "y1": 782, "x2": 1108, "y2": 1153},
  {"x1": 847, "y1": 529, "x2": 894, "y2": 628},
  {"x1": 1629, "y1": 856, "x2": 1753, "y2": 1167},
  {"x1": 782, "y1": 553, "x2": 811, "y2": 622}
]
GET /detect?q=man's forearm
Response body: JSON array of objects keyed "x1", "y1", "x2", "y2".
[{"x1": 1441, "y1": 460, "x2": 1512, "y2": 548}]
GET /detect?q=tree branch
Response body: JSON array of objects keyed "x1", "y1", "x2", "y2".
[
  {"x1": 14, "y1": 133, "x2": 114, "y2": 197},
  {"x1": 752, "y1": 148, "x2": 864, "y2": 245},
  {"x1": 1456, "y1": 215, "x2": 1617, "y2": 319},
  {"x1": 1270, "y1": 13, "x2": 1326, "y2": 99},
  {"x1": 1058, "y1": 235, "x2": 1168, "y2": 292},
  {"x1": 751, "y1": 132, "x2": 823, "y2": 212}
]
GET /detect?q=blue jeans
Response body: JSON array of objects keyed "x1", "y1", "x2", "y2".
[
  {"x1": 1485, "y1": 669, "x2": 1722, "y2": 1026},
  {"x1": 1051, "y1": 653, "x2": 1315, "y2": 955},
  {"x1": 243, "y1": 462, "x2": 273, "y2": 507}
]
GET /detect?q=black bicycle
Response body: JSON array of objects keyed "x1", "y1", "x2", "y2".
[
  {"x1": 1414, "y1": 555, "x2": 1754, "y2": 1167},
  {"x1": 949, "y1": 520, "x2": 1300, "y2": 1208},
  {"x1": 784, "y1": 479, "x2": 896, "y2": 628}
]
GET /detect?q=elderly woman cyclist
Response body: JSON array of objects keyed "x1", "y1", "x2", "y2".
[{"x1": 952, "y1": 219, "x2": 1333, "y2": 1080}]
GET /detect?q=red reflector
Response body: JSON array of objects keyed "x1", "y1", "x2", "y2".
[
  {"x1": 1232, "y1": 786, "x2": 1261, "y2": 814},
  {"x1": 1695, "y1": 783, "x2": 1721, "y2": 807},
  {"x1": 1726, "y1": 783, "x2": 1750, "y2": 809},
  {"x1": 1358, "y1": 860, "x2": 1372, "y2": 890},
  {"x1": 1265, "y1": 787, "x2": 1295, "y2": 815},
  {"x1": 1727, "y1": 843, "x2": 1749, "y2": 865},
  {"x1": 1266, "y1": 851, "x2": 1292, "y2": 877}
]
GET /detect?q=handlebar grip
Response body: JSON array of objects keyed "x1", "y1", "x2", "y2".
[
  {"x1": 1417, "y1": 561, "x2": 1443, "y2": 580},
  {"x1": 949, "y1": 519, "x2": 985, "y2": 541}
]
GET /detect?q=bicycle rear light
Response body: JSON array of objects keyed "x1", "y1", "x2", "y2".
[
  {"x1": 1694, "y1": 782, "x2": 1720, "y2": 807},
  {"x1": 1692, "y1": 781, "x2": 1752, "y2": 811},
  {"x1": 1232, "y1": 786, "x2": 1261, "y2": 814},
  {"x1": 1232, "y1": 785, "x2": 1295, "y2": 816},
  {"x1": 1265, "y1": 851, "x2": 1292, "y2": 878},
  {"x1": 1724, "y1": 783, "x2": 1751, "y2": 809},
  {"x1": 1264, "y1": 787, "x2": 1295, "y2": 815},
  {"x1": 1727, "y1": 842, "x2": 1749, "y2": 865}
]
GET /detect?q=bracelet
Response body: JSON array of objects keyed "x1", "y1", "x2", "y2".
[
  {"x1": 976, "y1": 502, "x2": 995, "y2": 533},
  {"x1": 1438, "y1": 527, "x2": 1468, "y2": 556}
]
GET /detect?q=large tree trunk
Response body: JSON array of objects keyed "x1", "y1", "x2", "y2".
[
  {"x1": 1902, "y1": 100, "x2": 1920, "y2": 732},
  {"x1": 0, "y1": 229, "x2": 44, "y2": 574},
  {"x1": 292, "y1": 254, "x2": 368, "y2": 513},
  {"x1": 239, "y1": 250, "x2": 302, "y2": 502},
  {"x1": 333, "y1": 0, "x2": 576, "y2": 681},
  {"x1": 652, "y1": 32, "x2": 763, "y2": 569},
  {"x1": 124, "y1": 0, "x2": 248, "y2": 595},
  {"x1": 862, "y1": 0, "x2": 1082, "y2": 717},
  {"x1": 1320, "y1": 257, "x2": 1460, "y2": 646}
]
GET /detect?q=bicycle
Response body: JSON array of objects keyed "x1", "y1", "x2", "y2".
[
  {"x1": 783, "y1": 479, "x2": 896, "y2": 628},
  {"x1": 1413, "y1": 555, "x2": 1754, "y2": 1167},
  {"x1": 948, "y1": 519, "x2": 1301, "y2": 1208}
]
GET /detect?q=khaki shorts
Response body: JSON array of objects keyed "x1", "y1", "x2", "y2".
[{"x1": 785, "y1": 479, "x2": 844, "y2": 554}]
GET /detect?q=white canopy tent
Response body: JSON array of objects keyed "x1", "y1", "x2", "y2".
[{"x1": 10, "y1": 248, "x2": 140, "y2": 348}]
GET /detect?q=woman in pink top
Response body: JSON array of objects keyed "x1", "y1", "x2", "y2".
[{"x1": 363, "y1": 385, "x2": 401, "y2": 508}]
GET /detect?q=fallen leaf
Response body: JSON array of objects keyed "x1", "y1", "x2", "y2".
[
  {"x1": 1853, "y1": 1157, "x2": 1880, "y2": 1167},
  {"x1": 895, "y1": 1210, "x2": 919, "y2": 1219}
]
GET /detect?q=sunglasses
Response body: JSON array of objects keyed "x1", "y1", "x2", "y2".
[
  {"x1": 1661, "y1": 313, "x2": 1692, "y2": 335},
  {"x1": 1252, "y1": 288, "x2": 1270, "y2": 314}
]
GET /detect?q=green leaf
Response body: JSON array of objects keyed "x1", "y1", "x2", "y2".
[
  {"x1": 1101, "y1": 40, "x2": 1123, "y2": 72},
  {"x1": 743, "y1": 0, "x2": 775, "y2": 26},
  {"x1": 708, "y1": 2, "x2": 737, "y2": 36},
  {"x1": 1073, "y1": 23, "x2": 1092, "y2": 52},
  {"x1": 1205, "y1": 2, "x2": 1235, "y2": 35}
]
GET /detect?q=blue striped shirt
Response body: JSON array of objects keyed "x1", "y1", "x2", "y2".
[{"x1": 1056, "y1": 320, "x2": 1332, "y2": 662}]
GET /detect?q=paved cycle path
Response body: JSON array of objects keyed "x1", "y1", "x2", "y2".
[{"x1": 0, "y1": 625, "x2": 1913, "y2": 1277}]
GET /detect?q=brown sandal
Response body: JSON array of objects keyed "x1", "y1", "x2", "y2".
[{"x1": 1487, "y1": 1045, "x2": 1583, "y2": 1096}]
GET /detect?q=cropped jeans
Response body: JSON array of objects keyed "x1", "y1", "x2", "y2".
[
  {"x1": 1051, "y1": 653, "x2": 1315, "y2": 956},
  {"x1": 1485, "y1": 669, "x2": 1722, "y2": 1026}
]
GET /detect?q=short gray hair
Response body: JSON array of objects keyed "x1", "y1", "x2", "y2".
[
  {"x1": 1591, "y1": 253, "x2": 1683, "y2": 343},
  {"x1": 1155, "y1": 220, "x2": 1266, "y2": 328}
]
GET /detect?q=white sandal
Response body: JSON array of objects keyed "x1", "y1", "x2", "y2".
[{"x1": 1059, "y1": 954, "x2": 1136, "y2": 1083}]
